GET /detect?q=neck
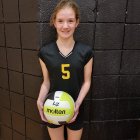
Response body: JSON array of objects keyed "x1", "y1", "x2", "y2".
[{"x1": 57, "y1": 37, "x2": 75, "y2": 48}]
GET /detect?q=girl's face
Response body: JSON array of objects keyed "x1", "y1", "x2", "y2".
[{"x1": 54, "y1": 7, "x2": 79, "y2": 40}]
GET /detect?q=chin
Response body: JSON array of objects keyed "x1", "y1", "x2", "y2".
[
  {"x1": 60, "y1": 35, "x2": 73, "y2": 39},
  {"x1": 58, "y1": 31, "x2": 74, "y2": 39},
  {"x1": 62, "y1": 37, "x2": 72, "y2": 40}
]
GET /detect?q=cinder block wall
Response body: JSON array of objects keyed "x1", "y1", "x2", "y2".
[{"x1": 0, "y1": 0, "x2": 140, "y2": 140}]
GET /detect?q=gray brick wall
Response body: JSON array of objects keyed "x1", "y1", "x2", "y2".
[{"x1": 0, "y1": 0, "x2": 140, "y2": 140}]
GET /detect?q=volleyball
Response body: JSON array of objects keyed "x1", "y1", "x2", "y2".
[{"x1": 43, "y1": 91, "x2": 75, "y2": 125}]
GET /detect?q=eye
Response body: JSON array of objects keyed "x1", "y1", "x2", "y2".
[
  {"x1": 69, "y1": 20, "x2": 74, "y2": 23},
  {"x1": 58, "y1": 20, "x2": 63, "y2": 23}
]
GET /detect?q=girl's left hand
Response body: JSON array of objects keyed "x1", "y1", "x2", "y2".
[{"x1": 69, "y1": 102, "x2": 80, "y2": 123}]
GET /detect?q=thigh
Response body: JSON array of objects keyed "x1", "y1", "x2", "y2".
[
  {"x1": 47, "y1": 125, "x2": 65, "y2": 140},
  {"x1": 67, "y1": 127, "x2": 83, "y2": 140},
  {"x1": 66, "y1": 106, "x2": 84, "y2": 140}
]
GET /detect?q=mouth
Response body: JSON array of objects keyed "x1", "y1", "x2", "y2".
[
  {"x1": 61, "y1": 30, "x2": 71, "y2": 34},
  {"x1": 62, "y1": 30, "x2": 70, "y2": 33}
]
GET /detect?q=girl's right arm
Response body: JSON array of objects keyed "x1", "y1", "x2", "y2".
[{"x1": 37, "y1": 58, "x2": 50, "y2": 122}]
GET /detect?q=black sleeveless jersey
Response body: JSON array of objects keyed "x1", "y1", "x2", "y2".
[{"x1": 38, "y1": 41, "x2": 93, "y2": 101}]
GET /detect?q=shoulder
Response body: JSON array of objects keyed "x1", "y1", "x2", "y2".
[
  {"x1": 76, "y1": 42, "x2": 92, "y2": 50},
  {"x1": 38, "y1": 41, "x2": 56, "y2": 61},
  {"x1": 76, "y1": 41, "x2": 93, "y2": 54},
  {"x1": 39, "y1": 42, "x2": 56, "y2": 52},
  {"x1": 75, "y1": 42, "x2": 94, "y2": 65},
  {"x1": 38, "y1": 42, "x2": 57, "y2": 57}
]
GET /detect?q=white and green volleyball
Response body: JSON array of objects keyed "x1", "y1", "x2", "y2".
[{"x1": 43, "y1": 91, "x2": 75, "y2": 125}]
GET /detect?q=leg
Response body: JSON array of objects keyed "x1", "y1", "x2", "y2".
[
  {"x1": 47, "y1": 125, "x2": 65, "y2": 140},
  {"x1": 66, "y1": 105, "x2": 84, "y2": 140},
  {"x1": 67, "y1": 127, "x2": 83, "y2": 140}
]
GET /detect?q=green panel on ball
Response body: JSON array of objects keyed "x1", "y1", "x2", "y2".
[
  {"x1": 60, "y1": 91, "x2": 74, "y2": 119},
  {"x1": 60, "y1": 92, "x2": 74, "y2": 108}
]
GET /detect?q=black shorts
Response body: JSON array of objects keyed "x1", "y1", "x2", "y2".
[{"x1": 46, "y1": 106, "x2": 84, "y2": 130}]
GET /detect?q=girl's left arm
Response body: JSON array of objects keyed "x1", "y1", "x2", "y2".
[
  {"x1": 76, "y1": 58, "x2": 93, "y2": 107},
  {"x1": 70, "y1": 58, "x2": 93, "y2": 123}
]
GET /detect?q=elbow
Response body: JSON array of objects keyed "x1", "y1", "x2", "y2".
[
  {"x1": 42, "y1": 80, "x2": 50, "y2": 89},
  {"x1": 84, "y1": 80, "x2": 91, "y2": 89}
]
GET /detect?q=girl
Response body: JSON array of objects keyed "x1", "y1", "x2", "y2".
[{"x1": 37, "y1": 0, "x2": 93, "y2": 140}]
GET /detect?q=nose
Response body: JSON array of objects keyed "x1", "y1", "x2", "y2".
[{"x1": 63, "y1": 21, "x2": 69, "y2": 28}]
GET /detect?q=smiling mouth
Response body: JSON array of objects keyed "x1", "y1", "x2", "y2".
[
  {"x1": 61, "y1": 31, "x2": 70, "y2": 34},
  {"x1": 62, "y1": 30, "x2": 69, "y2": 32}
]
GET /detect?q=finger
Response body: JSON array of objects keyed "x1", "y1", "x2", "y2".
[
  {"x1": 69, "y1": 112, "x2": 78, "y2": 123},
  {"x1": 69, "y1": 116, "x2": 76, "y2": 123},
  {"x1": 39, "y1": 104, "x2": 44, "y2": 109},
  {"x1": 41, "y1": 107, "x2": 47, "y2": 121},
  {"x1": 41, "y1": 116, "x2": 48, "y2": 122},
  {"x1": 38, "y1": 106, "x2": 48, "y2": 122},
  {"x1": 38, "y1": 103, "x2": 44, "y2": 112},
  {"x1": 40, "y1": 111, "x2": 48, "y2": 122}
]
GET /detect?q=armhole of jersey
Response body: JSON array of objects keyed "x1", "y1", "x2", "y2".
[
  {"x1": 84, "y1": 48, "x2": 94, "y2": 65},
  {"x1": 38, "y1": 48, "x2": 45, "y2": 63}
]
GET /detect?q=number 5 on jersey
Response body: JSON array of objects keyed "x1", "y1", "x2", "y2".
[{"x1": 61, "y1": 64, "x2": 70, "y2": 79}]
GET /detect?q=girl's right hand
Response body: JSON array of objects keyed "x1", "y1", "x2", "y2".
[{"x1": 37, "y1": 100, "x2": 48, "y2": 122}]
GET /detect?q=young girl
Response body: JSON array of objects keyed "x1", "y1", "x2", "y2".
[{"x1": 37, "y1": 0, "x2": 93, "y2": 140}]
